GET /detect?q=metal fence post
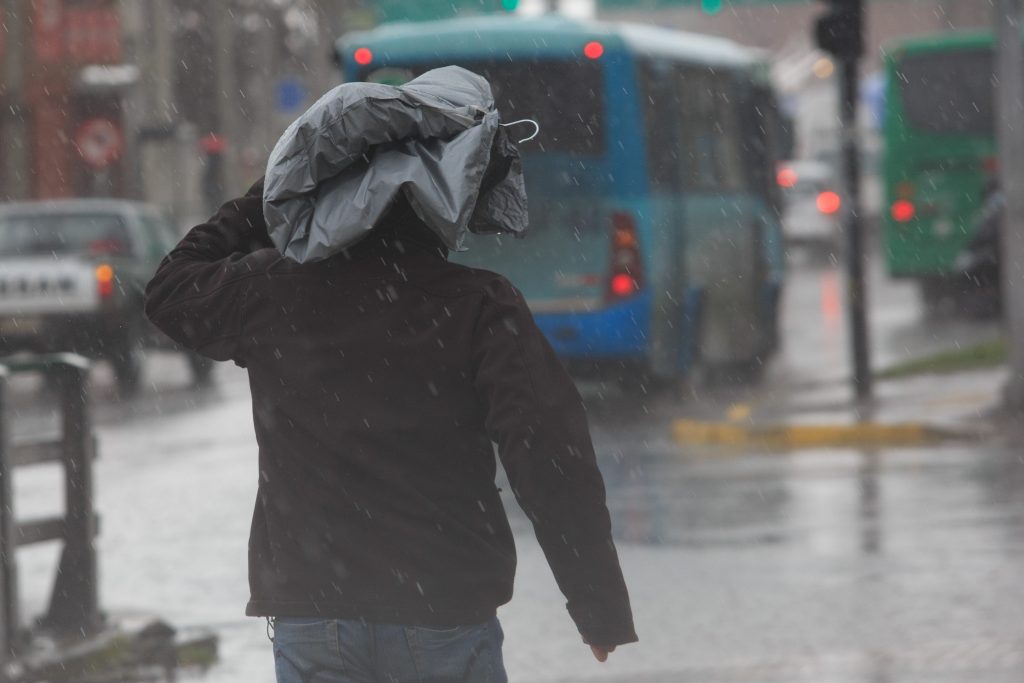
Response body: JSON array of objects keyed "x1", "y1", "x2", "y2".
[
  {"x1": 0, "y1": 367, "x2": 15, "y2": 664},
  {"x1": 42, "y1": 363, "x2": 100, "y2": 637}
]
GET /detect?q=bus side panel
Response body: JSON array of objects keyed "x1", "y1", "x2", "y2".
[{"x1": 633, "y1": 60, "x2": 781, "y2": 378}]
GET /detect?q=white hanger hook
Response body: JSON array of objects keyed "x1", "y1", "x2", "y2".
[{"x1": 501, "y1": 119, "x2": 540, "y2": 144}]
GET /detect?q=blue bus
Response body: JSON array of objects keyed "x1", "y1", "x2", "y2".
[{"x1": 337, "y1": 16, "x2": 786, "y2": 388}]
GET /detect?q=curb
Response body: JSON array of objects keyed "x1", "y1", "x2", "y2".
[{"x1": 671, "y1": 419, "x2": 977, "y2": 450}]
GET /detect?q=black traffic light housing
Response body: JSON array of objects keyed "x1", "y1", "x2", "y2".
[{"x1": 814, "y1": 0, "x2": 863, "y2": 59}]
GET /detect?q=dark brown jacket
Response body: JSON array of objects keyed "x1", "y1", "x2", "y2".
[{"x1": 144, "y1": 181, "x2": 637, "y2": 647}]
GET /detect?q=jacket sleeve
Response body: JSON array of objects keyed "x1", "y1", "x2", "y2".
[
  {"x1": 144, "y1": 179, "x2": 273, "y2": 363},
  {"x1": 472, "y1": 277, "x2": 638, "y2": 647}
]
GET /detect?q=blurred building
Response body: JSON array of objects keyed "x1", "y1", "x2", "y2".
[
  {"x1": 0, "y1": 0, "x2": 128, "y2": 201},
  {"x1": 0, "y1": 0, "x2": 362, "y2": 226},
  {"x1": 0, "y1": 0, "x2": 994, "y2": 222}
]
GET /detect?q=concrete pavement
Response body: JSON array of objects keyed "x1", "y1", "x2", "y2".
[
  {"x1": 7, "y1": 253, "x2": 1023, "y2": 682},
  {"x1": 11, "y1": 348, "x2": 1024, "y2": 682}
]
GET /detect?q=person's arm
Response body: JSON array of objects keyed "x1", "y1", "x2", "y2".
[
  {"x1": 144, "y1": 179, "x2": 273, "y2": 363},
  {"x1": 472, "y1": 276, "x2": 638, "y2": 653}
]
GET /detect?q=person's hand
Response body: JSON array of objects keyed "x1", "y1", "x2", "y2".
[{"x1": 590, "y1": 645, "x2": 616, "y2": 662}]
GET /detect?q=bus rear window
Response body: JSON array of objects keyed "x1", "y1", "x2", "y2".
[
  {"x1": 359, "y1": 60, "x2": 605, "y2": 155},
  {"x1": 897, "y1": 50, "x2": 993, "y2": 135}
]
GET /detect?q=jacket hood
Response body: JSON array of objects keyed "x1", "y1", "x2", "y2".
[{"x1": 263, "y1": 66, "x2": 528, "y2": 263}]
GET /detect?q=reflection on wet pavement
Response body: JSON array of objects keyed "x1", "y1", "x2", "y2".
[{"x1": 775, "y1": 253, "x2": 1001, "y2": 388}]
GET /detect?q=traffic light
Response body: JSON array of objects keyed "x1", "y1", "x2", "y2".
[
  {"x1": 500, "y1": 0, "x2": 518, "y2": 10},
  {"x1": 814, "y1": 0, "x2": 862, "y2": 59}
]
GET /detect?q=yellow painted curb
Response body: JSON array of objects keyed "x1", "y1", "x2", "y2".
[{"x1": 671, "y1": 419, "x2": 950, "y2": 450}]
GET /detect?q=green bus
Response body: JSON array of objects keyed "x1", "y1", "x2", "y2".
[
  {"x1": 882, "y1": 31, "x2": 997, "y2": 299},
  {"x1": 337, "y1": 16, "x2": 788, "y2": 386}
]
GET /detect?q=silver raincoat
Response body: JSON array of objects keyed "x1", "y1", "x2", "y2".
[{"x1": 263, "y1": 66, "x2": 528, "y2": 262}]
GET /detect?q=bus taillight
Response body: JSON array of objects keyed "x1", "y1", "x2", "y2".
[
  {"x1": 607, "y1": 213, "x2": 642, "y2": 301},
  {"x1": 354, "y1": 48, "x2": 373, "y2": 66},
  {"x1": 891, "y1": 199, "x2": 916, "y2": 223}
]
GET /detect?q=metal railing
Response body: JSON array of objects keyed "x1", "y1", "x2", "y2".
[{"x1": 0, "y1": 354, "x2": 101, "y2": 668}]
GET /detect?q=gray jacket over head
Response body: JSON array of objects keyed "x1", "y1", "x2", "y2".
[{"x1": 263, "y1": 66, "x2": 528, "y2": 262}]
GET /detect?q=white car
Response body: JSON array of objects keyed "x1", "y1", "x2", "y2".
[{"x1": 777, "y1": 160, "x2": 842, "y2": 248}]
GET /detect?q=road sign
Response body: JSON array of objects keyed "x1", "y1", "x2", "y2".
[
  {"x1": 276, "y1": 78, "x2": 308, "y2": 113},
  {"x1": 74, "y1": 118, "x2": 123, "y2": 170}
]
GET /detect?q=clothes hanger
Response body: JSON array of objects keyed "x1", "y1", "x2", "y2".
[{"x1": 501, "y1": 119, "x2": 540, "y2": 144}]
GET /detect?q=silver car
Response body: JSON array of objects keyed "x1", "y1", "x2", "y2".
[{"x1": 777, "y1": 160, "x2": 842, "y2": 249}]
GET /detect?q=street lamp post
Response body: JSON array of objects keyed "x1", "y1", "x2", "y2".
[
  {"x1": 995, "y1": 0, "x2": 1024, "y2": 410},
  {"x1": 814, "y1": 0, "x2": 872, "y2": 401}
]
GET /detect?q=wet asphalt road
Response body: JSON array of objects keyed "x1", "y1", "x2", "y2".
[{"x1": 10, "y1": 254, "x2": 1024, "y2": 682}]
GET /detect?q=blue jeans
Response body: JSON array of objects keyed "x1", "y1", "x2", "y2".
[{"x1": 271, "y1": 616, "x2": 508, "y2": 683}]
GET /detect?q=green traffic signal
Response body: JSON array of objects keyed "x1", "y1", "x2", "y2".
[
  {"x1": 701, "y1": 0, "x2": 722, "y2": 13},
  {"x1": 501, "y1": 0, "x2": 519, "y2": 10}
]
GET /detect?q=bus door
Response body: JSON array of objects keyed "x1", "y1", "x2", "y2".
[
  {"x1": 637, "y1": 57, "x2": 689, "y2": 379},
  {"x1": 676, "y1": 67, "x2": 765, "y2": 369}
]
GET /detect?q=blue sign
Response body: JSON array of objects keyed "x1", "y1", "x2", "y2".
[{"x1": 276, "y1": 79, "x2": 308, "y2": 113}]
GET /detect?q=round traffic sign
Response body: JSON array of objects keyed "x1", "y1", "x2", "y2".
[{"x1": 75, "y1": 118, "x2": 123, "y2": 169}]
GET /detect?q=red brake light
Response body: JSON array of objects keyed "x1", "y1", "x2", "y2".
[
  {"x1": 777, "y1": 167, "x2": 797, "y2": 188},
  {"x1": 891, "y1": 199, "x2": 915, "y2": 223},
  {"x1": 584, "y1": 41, "x2": 604, "y2": 60},
  {"x1": 817, "y1": 190, "x2": 841, "y2": 215},
  {"x1": 354, "y1": 47, "x2": 373, "y2": 66},
  {"x1": 610, "y1": 273, "x2": 635, "y2": 297},
  {"x1": 607, "y1": 212, "x2": 642, "y2": 302}
]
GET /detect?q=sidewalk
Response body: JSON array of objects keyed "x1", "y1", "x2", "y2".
[
  {"x1": 671, "y1": 366, "x2": 1006, "y2": 449},
  {"x1": 670, "y1": 255, "x2": 1008, "y2": 449}
]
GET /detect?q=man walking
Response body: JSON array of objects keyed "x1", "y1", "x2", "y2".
[{"x1": 145, "y1": 68, "x2": 635, "y2": 682}]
